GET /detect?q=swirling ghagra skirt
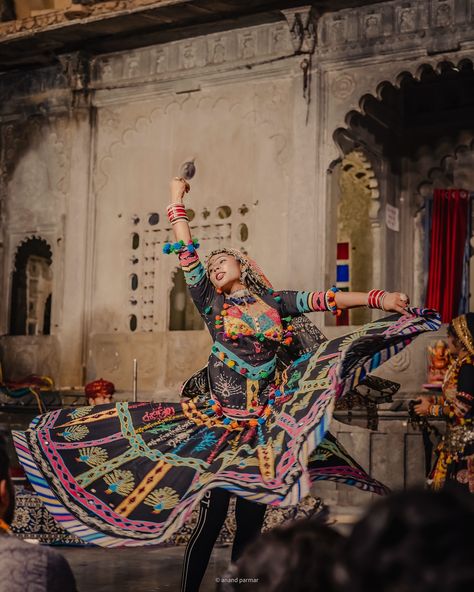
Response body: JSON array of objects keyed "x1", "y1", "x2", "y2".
[{"x1": 13, "y1": 309, "x2": 440, "y2": 547}]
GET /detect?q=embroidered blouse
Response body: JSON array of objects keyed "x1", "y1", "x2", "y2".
[{"x1": 177, "y1": 249, "x2": 329, "y2": 419}]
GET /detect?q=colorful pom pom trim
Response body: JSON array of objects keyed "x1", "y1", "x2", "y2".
[
  {"x1": 162, "y1": 238, "x2": 200, "y2": 254},
  {"x1": 325, "y1": 286, "x2": 341, "y2": 317}
]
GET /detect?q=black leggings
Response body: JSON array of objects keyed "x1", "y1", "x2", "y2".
[{"x1": 180, "y1": 488, "x2": 267, "y2": 592}]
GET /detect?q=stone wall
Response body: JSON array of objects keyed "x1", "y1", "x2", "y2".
[{"x1": 1, "y1": 0, "x2": 472, "y2": 396}]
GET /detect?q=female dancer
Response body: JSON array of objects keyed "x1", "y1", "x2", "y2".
[
  {"x1": 13, "y1": 178, "x2": 440, "y2": 592},
  {"x1": 415, "y1": 313, "x2": 474, "y2": 491}
]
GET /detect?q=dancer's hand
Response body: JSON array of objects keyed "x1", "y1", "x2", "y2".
[
  {"x1": 382, "y1": 292, "x2": 410, "y2": 315},
  {"x1": 413, "y1": 397, "x2": 431, "y2": 416},
  {"x1": 170, "y1": 177, "x2": 190, "y2": 203}
]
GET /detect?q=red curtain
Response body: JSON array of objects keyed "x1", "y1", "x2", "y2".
[{"x1": 425, "y1": 189, "x2": 470, "y2": 323}]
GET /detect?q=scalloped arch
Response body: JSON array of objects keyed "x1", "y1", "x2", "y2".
[
  {"x1": 416, "y1": 134, "x2": 474, "y2": 200},
  {"x1": 336, "y1": 56, "x2": 474, "y2": 136},
  {"x1": 11, "y1": 235, "x2": 53, "y2": 272}
]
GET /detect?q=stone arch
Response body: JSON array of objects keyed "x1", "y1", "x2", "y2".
[
  {"x1": 328, "y1": 56, "x2": 474, "y2": 308},
  {"x1": 329, "y1": 57, "x2": 474, "y2": 143},
  {"x1": 415, "y1": 134, "x2": 474, "y2": 201},
  {"x1": 333, "y1": 58, "x2": 474, "y2": 157},
  {"x1": 10, "y1": 236, "x2": 53, "y2": 336},
  {"x1": 327, "y1": 149, "x2": 380, "y2": 326}
]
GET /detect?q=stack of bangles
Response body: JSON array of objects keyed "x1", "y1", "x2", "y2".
[
  {"x1": 167, "y1": 202, "x2": 188, "y2": 225},
  {"x1": 428, "y1": 403, "x2": 450, "y2": 417},
  {"x1": 367, "y1": 289, "x2": 388, "y2": 311},
  {"x1": 325, "y1": 287, "x2": 341, "y2": 317}
]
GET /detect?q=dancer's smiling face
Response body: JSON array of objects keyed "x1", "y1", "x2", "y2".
[{"x1": 207, "y1": 252, "x2": 243, "y2": 293}]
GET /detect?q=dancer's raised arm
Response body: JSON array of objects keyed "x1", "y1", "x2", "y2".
[
  {"x1": 164, "y1": 177, "x2": 215, "y2": 310},
  {"x1": 169, "y1": 177, "x2": 192, "y2": 244}
]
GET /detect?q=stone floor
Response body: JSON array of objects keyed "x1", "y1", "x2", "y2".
[
  {"x1": 53, "y1": 503, "x2": 360, "y2": 592},
  {"x1": 61, "y1": 544, "x2": 231, "y2": 592}
]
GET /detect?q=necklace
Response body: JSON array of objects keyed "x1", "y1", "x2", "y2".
[{"x1": 227, "y1": 290, "x2": 256, "y2": 306}]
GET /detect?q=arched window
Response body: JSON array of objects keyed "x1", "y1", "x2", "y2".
[
  {"x1": 10, "y1": 237, "x2": 53, "y2": 336},
  {"x1": 333, "y1": 150, "x2": 378, "y2": 326},
  {"x1": 169, "y1": 269, "x2": 204, "y2": 331}
]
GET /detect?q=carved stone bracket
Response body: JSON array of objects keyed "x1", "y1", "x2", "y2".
[
  {"x1": 57, "y1": 52, "x2": 90, "y2": 93},
  {"x1": 281, "y1": 5, "x2": 318, "y2": 54}
]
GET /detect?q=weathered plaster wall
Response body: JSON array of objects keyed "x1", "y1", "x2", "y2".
[{"x1": 1, "y1": 0, "x2": 473, "y2": 401}]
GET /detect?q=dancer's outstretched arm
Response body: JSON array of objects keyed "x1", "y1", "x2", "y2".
[
  {"x1": 335, "y1": 290, "x2": 410, "y2": 315},
  {"x1": 169, "y1": 177, "x2": 192, "y2": 244},
  {"x1": 277, "y1": 288, "x2": 410, "y2": 319}
]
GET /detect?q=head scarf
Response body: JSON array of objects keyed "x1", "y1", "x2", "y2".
[
  {"x1": 451, "y1": 313, "x2": 474, "y2": 355},
  {"x1": 205, "y1": 247, "x2": 273, "y2": 296}
]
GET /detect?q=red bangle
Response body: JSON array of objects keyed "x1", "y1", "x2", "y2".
[
  {"x1": 367, "y1": 289, "x2": 387, "y2": 310},
  {"x1": 167, "y1": 204, "x2": 188, "y2": 224}
]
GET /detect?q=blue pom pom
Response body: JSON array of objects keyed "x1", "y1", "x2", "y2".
[
  {"x1": 173, "y1": 242, "x2": 181, "y2": 251},
  {"x1": 258, "y1": 417, "x2": 266, "y2": 425},
  {"x1": 268, "y1": 399, "x2": 275, "y2": 406},
  {"x1": 162, "y1": 243, "x2": 172, "y2": 254},
  {"x1": 275, "y1": 389, "x2": 282, "y2": 397},
  {"x1": 223, "y1": 418, "x2": 231, "y2": 425},
  {"x1": 187, "y1": 244, "x2": 195, "y2": 253},
  {"x1": 209, "y1": 399, "x2": 215, "y2": 405}
]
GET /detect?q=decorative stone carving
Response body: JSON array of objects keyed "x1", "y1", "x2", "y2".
[
  {"x1": 209, "y1": 37, "x2": 227, "y2": 65},
  {"x1": 239, "y1": 32, "x2": 257, "y2": 60},
  {"x1": 386, "y1": 348, "x2": 411, "y2": 372},
  {"x1": 153, "y1": 48, "x2": 168, "y2": 74},
  {"x1": 90, "y1": 22, "x2": 291, "y2": 88},
  {"x1": 125, "y1": 54, "x2": 141, "y2": 79},
  {"x1": 331, "y1": 74, "x2": 356, "y2": 101},
  {"x1": 101, "y1": 60, "x2": 114, "y2": 82},
  {"x1": 181, "y1": 43, "x2": 197, "y2": 70},
  {"x1": 364, "y1": 13, "x2": 382, "y2": 39},
  {"x1": 270, "y1": 24, "x2": 287, "y2": 53},
  {"x1": 435, "y1": 1, "x2": 452, "y2": 28},
  {"x1": 281, "y1": 5, "x2": 318, "y2": 54},
  {"x1": 398, "y1": 6, "x2": 418, "y2": 33},
  {"x1": 329, "y1": 17, "x2": 347, "y2": 45},
  {"x1": 318, "y1": 0, "x2": 473, "y2": 58}
]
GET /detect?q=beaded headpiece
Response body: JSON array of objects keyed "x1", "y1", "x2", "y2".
[
  {"x1": 451, "y1": 313, "x2": 474, "y2": 355},
  {"x1": 205, "y1": 248, "x2": 273, "y2": 296}
]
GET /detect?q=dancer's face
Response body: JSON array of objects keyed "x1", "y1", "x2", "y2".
[
  {"x1": 208, "y1": 253, "x2": 242, "y2": 293},
  {"x1": 447, "y1": 333, "x2": 463, "y2": 356}
]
